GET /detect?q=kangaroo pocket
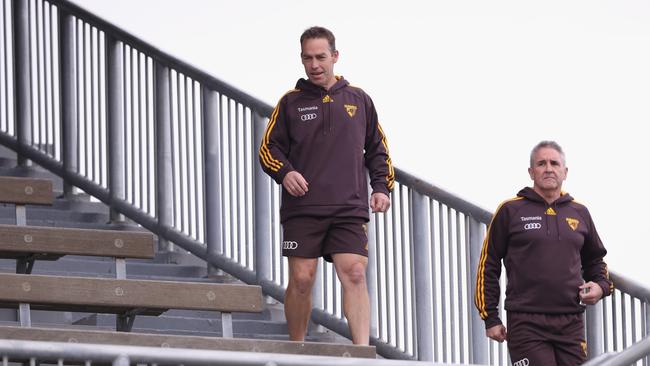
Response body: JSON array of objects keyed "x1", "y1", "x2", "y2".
[{"x1": 289, "y1": 157, "x2": 365, "y2": 208}]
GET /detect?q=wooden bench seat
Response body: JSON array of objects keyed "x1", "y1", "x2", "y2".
[
  {"x1": 0, "y1": 273, "x2": 261, "y2": 312},
  {"x1": 0, "y1": 325, "x2": 376, "y2": 358},
  {"x1": 0, "y1": 273, "x2": 262, "y2": 332},
  {"x1": 0, "y1": 224, "x2": 154, "y2": 260},
  {"x1": 0, "y1": 176, "x2": 54, "y2": 206}
]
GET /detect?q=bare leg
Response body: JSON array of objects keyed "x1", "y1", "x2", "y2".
[
  {"x1": 284, "y1": 257, "x2": 319, "y2": 341},
  {"x1": 332, "y1": 253, "x2": 369, "y2": 345}
]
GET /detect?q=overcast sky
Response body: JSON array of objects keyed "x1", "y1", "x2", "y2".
[{"x1": 72, "y1": 0, "x2": 650, "y2": 284}]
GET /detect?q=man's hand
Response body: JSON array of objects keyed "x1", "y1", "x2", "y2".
[
  {"x1": 486, "y1": 324, "x2": 507, "y2": 343},
  {"x1": 579, "y1": 281, "x2": 604, "y2": 305},
  {"x1": 282, "y1": 171, "x2": 309, "y2": 197},
  {"x1": 370, "y1": 192, "x2": 390, "y2": 213}
]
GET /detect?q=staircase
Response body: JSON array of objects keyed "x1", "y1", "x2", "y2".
[{"x1": 0, "y1": 145, "x2": 354, "y2": 346}]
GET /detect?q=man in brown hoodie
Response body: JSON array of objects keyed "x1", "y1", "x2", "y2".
[
  {"x1": 475, "y1": 140, "x2": 613, "y2": 365},
  {"x1": 259, "y1": 26, "x2": 394, "y2": 345}
]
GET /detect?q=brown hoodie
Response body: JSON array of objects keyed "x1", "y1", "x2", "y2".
[
  {"x1": 259, "y1": 77, "x2": 394, "y2": 222},
  {"x1": 475, "y1": 187, "x2": 613, "y2": 329}
]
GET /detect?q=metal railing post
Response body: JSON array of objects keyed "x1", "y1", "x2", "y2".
[
  {"x1": 13, "y1": 0, "x2": 31, "y2": 165},
  {"x1": 105, "y1": 34, "x2": 124, "y2": 222},
  {"x1": 154, "y1": 61, "x2": 173, "y2": 251},
  {"x1": 468, "y1": 217, "x2": 489, "y2": 364},
  {"x1": 202, "y1": 86, "x2": 223, "y2": 275},
  {"x1": 586, "y1": 302, "x2": 605, "y2": 359},
  {"x1": 252, "y1": 111, "x2": 271, "y2": 283},
  {"x1": 412, "y1": 190, "x2": 433, "y2": 361},
  {"x1": 59, "y1": 10, "x2": 77, "y2": 197},
  {"x1": 367, "y1": 212, "x2": 378, "y2": 338}
]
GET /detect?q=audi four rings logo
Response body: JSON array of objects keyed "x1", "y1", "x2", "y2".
[
  {"x1": 300, "y1": 113, "x2": 317, "y2": 121},
  {"x1": 283, "y1": 241, "x2": 299, "y2": 250},
  {"x1": 524, "y1": 223, "x2": 542, "y2": 230},
  {"x1": 513, "y1": 358, "x2": 529, "y2": 366}
]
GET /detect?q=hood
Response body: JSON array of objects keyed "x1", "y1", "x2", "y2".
[
  {"x1": 295, "y1": 76, "x2": 349, "y2": 95},
  {"x1": 517, "y1": 187, "x2": 573, "y2": 205}
]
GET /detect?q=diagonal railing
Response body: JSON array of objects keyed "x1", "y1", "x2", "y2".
[{"x1": 0, "y1": 0, "x2": 648, "y2": 364}]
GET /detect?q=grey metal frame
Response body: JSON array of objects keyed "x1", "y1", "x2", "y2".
[
  {"x1": 0, "y1": 0, "x2": 648, "y2": 364},
  {"x1": 0, "y1": 339, "x2": 480, "y2": 366}
]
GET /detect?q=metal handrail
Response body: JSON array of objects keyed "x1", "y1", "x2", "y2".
[
  {"x1": 0, "y1": 339, "x2": 480, "y2": 366},
  {"x1": 47, "y1": 0, "x2": 273, "y2": 117}
]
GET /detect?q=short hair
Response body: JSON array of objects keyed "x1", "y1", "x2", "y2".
[
  {"x1": 300, "y1": 26, "x2": 336, "y2": 53},
  {"x1": 530, "y1": 140, "x2": 566, "y2": 167}
]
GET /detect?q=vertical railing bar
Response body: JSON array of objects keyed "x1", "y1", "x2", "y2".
[
  {"x1": 122, "y1": 42, "x2": 128, "y2": 199},
  {"x1": 130, "y1": 47, "x2": 138, "y2": 205},
  {"x1": 145, "y1": 56, "x2": 151, "y2": 213},
  {"x1": 170, "y1": 70, "x2": 178, "y2": 227},
  {"x1": 172, "y1": 71, "x2": 185, "y2": 232},
  {"x1": 218, "y1": 94, "x2": 226, "y2": 256},
  {"x1": 243, "y1": 107, "x2": 251, "y2": 267},
  {"x1": 448, "y1": 206, "x2": 457, "y2": 363},
  {"x1": 35, "y1": 0, "x2": 43, "y2": 151},
  {"x1": 400, "y1": 184, "x2": 410, "y2": 354},
  {"x1": 227, "y1": 98, "x2": 235, "y2": 258},
  {"x1": 410, "y1": 198, "x2": 418, "y2": 357},
  {"x1": 75, "y1": 18, "x2": 81, "y2": 174},
  {"x1": 438, "y1": 203, "x2": 447, "y2": 362},
  {"x1": 43, "y1": 1, "x2": 50, "y2": 152},
  {"x1": 193, "y1": 81, "x2": 201, "y2": 241},
  {"x1": 15, "y1": 0, "x2": 33, "y2": 164},
  {"x1": 632, "y1": 298, "x2": 637, "y2": 345},
  {"x1": 106, "y1": 32, "x2": 125, "y2": 222},
  {"x1": 203, "y1": 85, "x2": 223, "y2": 276},
  {"x1": 622, "y1": 294, "x2": 628, "y2": 348},
  {"x1": 271, "y1": 180, "x2": 278, "y2": 282},
  {"x1": 137, "y1": 51, "x2": 144, "y2": 210},
  {"x1": 399, "y1": 185, "x2": 409, "y2": 353},
  {"x1": 84, "y1": 22, "x2": 90, "y2": 178},
  {"x1": 603, "y1": 295, "x2": 610, "y2": 352},
  {"x1": 391, "y1": 188, "x2": 401, "y2": 348},
  {"x1": 121, "y1": 42, "x2": 127, "y2": 193},
  {"x1": 457, "y1": 211, "x2": 465, "y2": 364},
  {"x1": 235, "y1": 102, "x2": 241, "y2": 263},
  {"x1": 98, "y1": 31, "x2": 105, "y2": 188},
  {"x1": 612, "y1": 291, "x2": 618, "y2": 350},
  {"x1": 375, "y1": 212, "x2": 384, "y2": 341},
  {"x1": 429, "y1": 199, "x2": 439, "y2": 361},
  {"x1": 89, "y1": 25, "x2": 96, "y2": 182},
  {"x1": 155, "y1": 62, "x2": 173, "y2": 251},
  {"x1": 412, "y1": 189, "x2": 433, "y2": 360},
  {"x1": 384, "y1": 202, "x2": 392, "y2": 345},
  {"x1": 182, "y1": 74, "x2": 191, "y2": 236},
  {"x1": 641, "y1": 299, "x2": 650, "y2": 366},
  {"x1": 58, "y1": 7, "x2": 77, "y2": 196},
  {"x1": 47, "y1": 2, "x2": 56, "y2": 158}
]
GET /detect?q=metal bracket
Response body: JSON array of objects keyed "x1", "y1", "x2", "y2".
[
  {"x1": 116, "y1": 308, "x2": 146, "y2": 332},
  {"x1": 16, "y1": 255, "x2": 36, "y2": 274}
]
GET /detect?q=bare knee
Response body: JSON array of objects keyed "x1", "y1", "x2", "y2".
[
  {"x1": 340, "y1": 262, "x2": 367, "y2": 287},
  {"x1": 289, "y1": 271, "x2": 316, "y2": 295}
]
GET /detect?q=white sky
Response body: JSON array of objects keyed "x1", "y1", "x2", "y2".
[{"x1": 72, "y1": 0, "x2": 650, "y2": 284}]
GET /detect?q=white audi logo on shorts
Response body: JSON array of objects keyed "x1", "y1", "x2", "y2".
[
  {"x1": 283, "y1": 241, "x2": 299, "y2": 250},
  {"x1": 513, "y1": 358, "x2": 529, "y2": 366},
  {"x1": 524, "y1": 223, "x2": 542, "y2": 230},
  {"x1": 300, "y1": 113, "x2": 317, "y2": 121}
]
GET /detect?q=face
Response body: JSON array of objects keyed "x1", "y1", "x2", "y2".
[
  {"x1": 301, "y1": 37, "x2": 338, "y2": 89},
  {"x1": 528, "y1": 147, "x2": 568, "y2": 193}
]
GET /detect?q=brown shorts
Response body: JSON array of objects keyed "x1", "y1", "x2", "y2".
[
  {"x1": 507, "y1": 312, "x2": 587, "y2": 366},
  {"x1": 282, "y1": 216, "x2": 368, "y2": 262}
]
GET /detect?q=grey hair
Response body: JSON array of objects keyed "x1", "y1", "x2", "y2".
[{"x1": 530, "y1": 140, "x2": 566, "y2": 167}]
